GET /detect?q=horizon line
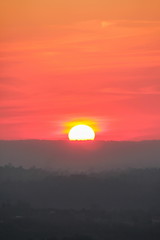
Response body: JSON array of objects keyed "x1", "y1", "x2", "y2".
[{"x1": 0, "y1": 139, "x2": 160, "y2": 142}]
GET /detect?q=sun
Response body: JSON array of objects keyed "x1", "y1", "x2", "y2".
[{"x1": 68, "y1": 124, "x2": 95, "y2": 141}]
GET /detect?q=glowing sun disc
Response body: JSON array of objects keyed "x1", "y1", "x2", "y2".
[{"x1": 68, "y1": 124, "x2": 95, "y2": 141}]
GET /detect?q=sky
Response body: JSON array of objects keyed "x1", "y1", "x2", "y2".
[{"x1": 0, "y1": 0, "x2": 160, "y2": 140}]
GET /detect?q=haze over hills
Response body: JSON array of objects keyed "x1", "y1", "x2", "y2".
[
  {"x1": 0, "y1": 140, "x2": 160, "y2": 172},
  {"x1": 1, "y1": 141, "x2": 160, "y2": 239}
]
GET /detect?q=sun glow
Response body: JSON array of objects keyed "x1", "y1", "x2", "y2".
[{"x1": 68, "y1": 124, "x2": 95, "y2": 141}]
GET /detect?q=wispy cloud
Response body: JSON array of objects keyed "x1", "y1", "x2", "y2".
[{"x1": 101, "y1": 86, "x2": 160, "y2": 95}]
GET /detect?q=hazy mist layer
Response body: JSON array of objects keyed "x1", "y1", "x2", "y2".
[{"x1": 0, "y1": 140, "x2": 160, "y2": 172}]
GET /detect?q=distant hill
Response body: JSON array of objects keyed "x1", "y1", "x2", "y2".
[
  {"x1": 0, "y1": 165, "x2": 160, "y2": 210},
  {"x1": 0, "y1": 140, "x2": 160, "y2": 172}
]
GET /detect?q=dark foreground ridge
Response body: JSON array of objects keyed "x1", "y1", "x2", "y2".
[
  {"x1": 1, "y1": 205, "x2": 160, "y2": 240},
  {"x1": 0, "y1": 166, "x2": 160, "y2": 239}
]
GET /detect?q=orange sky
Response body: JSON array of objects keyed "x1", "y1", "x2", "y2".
[{"x1": 0, "y1": 0, "x2": 160, "y2": 140}]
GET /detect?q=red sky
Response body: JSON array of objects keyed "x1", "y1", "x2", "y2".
[{"x1": 0, "y1": 0, "x2": 160, "y2": 140}]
